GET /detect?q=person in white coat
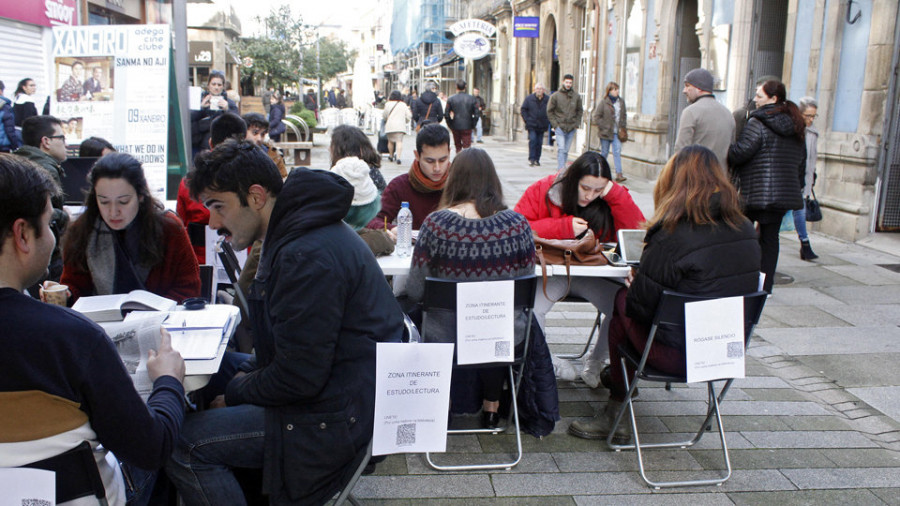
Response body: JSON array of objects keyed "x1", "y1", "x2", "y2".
[{"x1": 382, "y1": 90, "x2": 412, "y2": 164}]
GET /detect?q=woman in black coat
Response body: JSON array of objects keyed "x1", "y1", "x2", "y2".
[
  {"x1": 568, "y1": 146, "x2": 761, "y2": 442},
  {"x1": 190, "y1": 71, "x2": 238, "y2": 156},
  {"x1": 267, "y1": 92, "x2": 286, "y2": 142},
  {"x1": 728, "y1": 79, "x2": 806, "y2": 293}
]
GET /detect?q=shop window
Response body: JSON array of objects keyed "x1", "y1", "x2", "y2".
[{"x1": 623, "y1": 0, "x2": 643, "y2": 112}]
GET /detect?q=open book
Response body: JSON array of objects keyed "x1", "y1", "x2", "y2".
[{"x1": 72, "y1": 290, "x2": 176, "y2": 322}]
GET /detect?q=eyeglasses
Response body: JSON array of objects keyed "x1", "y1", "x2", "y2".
[{"x1": 45, "y1": 135, "x2": 66, "y2": 141}]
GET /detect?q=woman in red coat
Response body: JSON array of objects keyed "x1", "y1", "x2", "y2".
[
  {"x1": 514, "y1": 151, "x2": 644, "y2": 385},
  {"x1": 61, "y1": 153, "x2": 200, "y2": 303}
]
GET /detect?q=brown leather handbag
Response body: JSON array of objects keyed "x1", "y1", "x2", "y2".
[{"x1": 534, "y1": 229, "x2": 608, "y2": 302}]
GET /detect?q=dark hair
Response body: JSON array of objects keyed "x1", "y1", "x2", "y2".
[
  {"x1": 0, "y1": 81, "x2": 4, "y2": 93},
  {"x1": 649, "y1": 145, "x2": 746, "y2": 232},
  {"x1": 242, "y1": 112, "x2": 268, "y2": 131},
  {"x1": 550, "y1": 151, "x2": 614, "y2": 236},
  {"x1": 189, "y1": 139, "x2": 283, "y2": 205},
  {"x1": 456, "y1": 79, "x2": 466, "y2": 91},
  {"x1": 439, "y1": 148, "x2": 506, "y2": 218},
  {"x1": 64, "y1": 153, "x2": 166, "y2": 270},
  {"x1": 210, "y1": 113, "x2": 247, "y2": 147},
  {"x1": 22, "y1": 115, "x2": 63, "y2": 148},
  {"x1": 759, "y1": 80, "x2": 806, "y2": 140},
  {"x1": 15, "y1": 78, "x2": 34, "y2": 96},
  {"x1": 330, "y1": 125, "x2": 381, "y2": 168},
  {"x1": 71, "y1": 61, "x2": 84, "y2": 69},
  {"x1": 208, "y1": 71, "x2": 225, "y2": 86},
  {"x1": 79, "y1": 136, "x2": 115, "y2": 157},
  {"x1": 415, "y1": 123, "x2": 451, "y2": 153},
  {"x1": 271, "y1": 92, "x2": 283, "y2": 104},
  {"x1": 389, "y1": 90, "x2": 402, "y2": 101},
  {"x1": 563, "y1": 74, "x2": 574, "y2": 81},
  {"x1": 604, "y1": 81, "x2": 619, "y2": 96},
  {"x1": 0, "y1": 154, "x2": 60, "y2": 244}
]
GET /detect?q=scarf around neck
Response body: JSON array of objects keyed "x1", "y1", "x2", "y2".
[
  {"x1": 408, "y1": 160, "x2": 447, "y2": 193},
  {"x1": 86, "y1": 217, "x2": 150, "y2": 295}
]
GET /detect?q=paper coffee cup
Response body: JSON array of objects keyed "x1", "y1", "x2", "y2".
[{"x1": 43, "y1": 284, "x2": 69, "y2": 306}]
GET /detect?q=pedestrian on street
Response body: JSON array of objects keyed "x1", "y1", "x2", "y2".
[
  {"x1": 794, "y1": 96, "x2": 820, "y2": 260},
  {"x1": 473, "y1": 87, "x2": 486, "y2": 143},
  {"x1": 12, "y1": 78, "x2": 39, "y2": 127},
  {"x1": 412, "y1": 82, "x2": 443, "y2": 131},
  {"x1": 262, "y1": 86, "x2": 274, "y2": 115},
  {"x1": 446, "y1": 80, "x2": 479, "y2": 153},
  {"x1": 520, "y1": 83, "x2": 550, "y2": 166},
  {"x1": 0, "y1": 80, "x2": 22, "y2": 152},
  {"x1": 546, "y1": 74, "x2": 583, "y2": 170},
  {"x1": 728, "y1": 79, "x2": 806, "y2": 294},
  {"x1": 591, "y1": 81, "x2": 627, "y2": 182},
  {"x1": 267, "y1": 92, "x2": 286, "y2": 143},
  {"x1": 382, "y1": 90, "x2": 412, "y2": 165},
  {"x1": 303, "y1": 88, "x2": 319, "y2": 119},
  {"x1": 673, "y1": 68, "x2": 734, "y2": 171}
]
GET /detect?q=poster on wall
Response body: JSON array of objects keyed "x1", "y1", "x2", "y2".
[{"x1": 52, "y1": 25, "x2": 170, "y2": 198}]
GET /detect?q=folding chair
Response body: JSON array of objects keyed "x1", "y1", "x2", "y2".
[
  {"x1": 328, "y1": 440, "x2": 373, "y2": 506},
  {"x1": 556, "y1": 294, "x2": 602, "y2": 360},
  {"x1": 421, "y1": 275, "x2": 538, "y2": 471},
  {"x1": 22, "y1": 440, "x2": 107, "y2": 504},
  {"x1": 607, "y1": 290, "x2": 768, "y2": 488},
  {"x1": 216, "y1": 237, "x2": 249, "y2": 316}
]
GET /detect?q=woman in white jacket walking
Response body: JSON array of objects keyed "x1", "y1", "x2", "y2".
[{"x1": 383, "y1": 90, "x2": 412, "y2": 164}]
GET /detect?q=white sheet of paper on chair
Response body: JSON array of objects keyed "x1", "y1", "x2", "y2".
[
  {"x1": 455, "y1": 280, "x2": 515, "y2": 365},
  {"x1": 684, "y1": 296, "x2": 745, "y2": 383},
  {"x1": 0, "y1": 467, "x2": 55, "y2": 505},
  {"x1": 372, "y1": 342, "x2": 454, "y2": 456}
]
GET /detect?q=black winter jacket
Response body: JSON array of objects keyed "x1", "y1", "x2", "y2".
[
  {"x1": 446, "y1": 92, "x2": 478, "y2": 130},
  {"x1": 412, "y1": 90, "x2": 444, "y2": 127},
  {"x1": 226, "y1": 168, "x2": 405, "y2": 504},
  {"x1": 190, "y1": 91, "x2": 238, "y2": 152},
  {"x1": 626, "y1": 196, "x2": 762, "y2": 350},
  {"x1": 728, "y1": 104, "x2": 806, "y2": 212},
  {"x1": 520, "y1": 93, "x2": 550, "y2": 132}
]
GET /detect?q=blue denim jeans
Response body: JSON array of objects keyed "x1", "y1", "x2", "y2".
[
  {"x1": 600, "y1": 137, "x2": 623, "y2": 175},
  {"x1": 475, "y1": 116, "x2": 483, "y2": 141},
  {"x1": 166, "y1": 403, "x2": 266, "y2": 505},
  {"x1": 793, "y1": 206, "x2": 809, "y2": 241},
  {"x1": 528, "y1": 129, "x2": 545, "y2": 162},
  {"x1": 555, "y1": 127, "x2": 576, "y2": 170}
]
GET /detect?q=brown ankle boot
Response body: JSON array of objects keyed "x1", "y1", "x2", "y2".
[{"x1": 567, "y1": 400, "x2": 630, "y2": 443}]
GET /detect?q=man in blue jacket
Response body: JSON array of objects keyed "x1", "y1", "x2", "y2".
[
  {"x1": 168, "y1": 140, "x2": 405, "y2": 504},
  {"x1": 520, "y1": 83, "x2": 550, "y2": 166}
]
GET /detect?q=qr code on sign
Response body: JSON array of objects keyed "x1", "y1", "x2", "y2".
[
  {"x1": 396, "y1": 422, "x2": 416, "y2": 447},
  {"x1": 727, "y1": 342, "x2": 743, "y2": 359},
  {"x1": 494, "y1": 341, "x2": 510, "y2": 358},
  {"x1": 22, "y1": 499, "x2": 52, "y2": 506}
]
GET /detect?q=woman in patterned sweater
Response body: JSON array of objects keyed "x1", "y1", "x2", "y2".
[{"x1": 408, "y1": 148, "x2": 535, "y2": 429}]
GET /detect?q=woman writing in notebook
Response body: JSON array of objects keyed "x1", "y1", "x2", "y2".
[{"x1": 58, "y1": 153, "x2": 200, "y2": 303}]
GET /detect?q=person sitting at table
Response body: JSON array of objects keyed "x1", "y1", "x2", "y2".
[
  {"x1": 61, "y1": 152, "x2": 200, "y2": 303},
  {"x1": 330, "y1": 124, "x2": 387, "y2": 192},
  {"x1": 407, "y1": 148, "x2": 540, "y2": 429},
  {"x1": 514, "y1": 151, "x2": 645, "y2": 385},
  {"x1": 330, "y1": 155, "x2": 394, "y2": 256},
  {"x1": 366, "y1": 123, "x2": 451, "y2": 233},
  {"x1": 0, "y1": 153, "x2": 186, "y2": 504},
  {"x1": 568, "y1": 146, "x2": 761, "y2": 442}
]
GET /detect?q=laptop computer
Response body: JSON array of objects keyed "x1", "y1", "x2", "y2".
[
  {"x1": 616, "y1": 229, "x2": 646, "y2": 266},
  {"x1": 60, "y1": 157, "x2": 99, "y2": 205}
]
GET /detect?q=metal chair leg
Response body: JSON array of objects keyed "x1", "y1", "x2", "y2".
[{"x1": 558, "y1": 311, "x2": 602, "y2": 360}]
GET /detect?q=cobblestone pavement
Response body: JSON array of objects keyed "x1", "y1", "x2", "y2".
[{"x1": 308, "y1": 132, "x2": 900, "y2": 504}]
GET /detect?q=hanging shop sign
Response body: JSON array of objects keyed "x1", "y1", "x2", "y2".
[
  {"x1": 0, "y1": 0, "x2": 77, "y2": 27},
  {"x1": 513, "y1": 17, "x2": 540, "y2": 38},
  {"x1": 449, "y1": 19, "x2": 495, "y2": 60}
]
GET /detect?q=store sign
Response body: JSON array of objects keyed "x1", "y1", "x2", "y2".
[
  {"x1": 449, "y1": 18, "x2": 495, "y2": 60},
  {"x1": 189, "y1": 41, "x2": 214, "y2": 67},
  {"x1": 52, "y1": 25, "x2": 171, "y2": 198},
  {"x1": 0, "y1": 0, "x2": 78, "y2": 27},
  {"x1": 513, "y1": 17, "x2": 540, "y2": 38}
]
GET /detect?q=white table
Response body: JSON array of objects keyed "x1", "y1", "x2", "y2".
[
  {"x1": 376, "y1": 251, "x2": 631, "y2": 278},
  {"x1": 182, "y1": 304, "x2": 240, "y2": 391}
]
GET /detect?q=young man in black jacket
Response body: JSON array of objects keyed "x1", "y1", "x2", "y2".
[
  {"x1": 168, "y1": 140, "x2": 405, "y2": 505},
  {"x1": 445, "y1": 79, "x2": 479, "y2": 153}
]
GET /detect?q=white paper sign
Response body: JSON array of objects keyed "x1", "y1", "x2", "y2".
[
  {"x1": 455, "y1": 280, "x2": 515, "y2": 365},
  {"x1": 373, "y1": 343, "x2": 454, "y2": 456},
  {"x1": 0, "y1": 467, "x2": 55, "y2": 506},
  {"x1": 684, "y1": 296, "x2": 745, "y2": 383}
]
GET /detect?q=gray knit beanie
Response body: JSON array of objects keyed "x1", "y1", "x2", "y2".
[{"x1": 684, "y1": 68, "x2": 714, "y2": 92}]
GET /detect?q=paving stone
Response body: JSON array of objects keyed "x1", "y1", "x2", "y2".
[
  {"x1": 553, "y1": 449, "x2": 703, "y2": 472},
  {"x1": 801, "y1": 354, "x2": 900, "y2": 389},
  {"x1": 823, "y1": 264, "x2": 900, "y2": 286},
  {"x1": 777, "y1": 416, "x2": 854, "y2": 431},
  {"x1": 632, "y1": 386, "x2": 751, "y2": 402},
  {"x1": 627, "y1": 400, "x2": 829, "y2": 417},
  {"x1": 730, "y1": 376, "x2": 792, "y2": 389},
  {"x1": 576, "y1": 493, "x2": 734, "y2": 505},
  {"x1": 354, "y1": 474, "x2": 496, "y2": 499},
  {"x1": 820, "y1": 448, "x2": 900, "y2": 468},
  {"x1": 818, "y1": 285, "x2": 900, "y2": 305},
  {"x1": 870, "y1": 487, "x2": 900, "y2": 504},
  {"x1": 798, "y1": 382, "x2": 842, "y2": 393},
  {"x1": 727, "y1": 489, "x2": 887, "y2": 505},
  {"x1": 761, "y1": 305, "x2": 852, "y2": 328},
  {"x1": 690, "y1": 448, "x2": 835, "y2": 470},
  {"x1": 740, "y1": 431, "x2": 880, "y2": 449},
  {"x1": 761, "y1": 287, "x2": 846, "y2": 307},
  {"x1": 364, "y1": 499, "x2": 577, "y2": 506},
  {"x1": 756, "y1": 326, "x2": 900, "y2": 356},
  {"x1": 648, "y1": 469, "x2": 796, "y2": 493},
  {"x1": 823, "y1": 304, "x2": 900, "y2": 327},
  {"x1": 743, "y1": 389, "x2": 811, "y2": 402},
  {"x1": 636, "y1": 431, "x2": 755, "y2": 450},
  {"x1": 371, "y1": 454, "x2": 409, "y2": 475},
  {"x1": 746, "y1": 344, "x2": 787, "y2": 358},
  {"x1": 848, "y1": 415, "x2": 900, "y2": 435},
  {"x1": 814, "y1": 388, "x2": 869, "y2": 406},
  {"x1": 660, "y1": 415, "x2": 791, "y2": 433},
  {"x1": 405, "y1": 451, "x2": 559, "y2": 474},
  {"x1": 848, "y1": 386, "x2": 900, "y2": 423},
  {"x1": 792, "y1": 376, "x2": 833, "y2": 387},
  {"x1": 781, "y1": 467, "x2": 900, "y2": 489},
  {"x1": 491, "y1": 471, "x2": 649, "y2": 496},
  {"x1": 844, "y1": 408, "x2": 880, "y2": 420}
]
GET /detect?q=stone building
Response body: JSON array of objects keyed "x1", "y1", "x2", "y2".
[{"x1": 448, "y1": 0, "x2": 899, "y2": 242}]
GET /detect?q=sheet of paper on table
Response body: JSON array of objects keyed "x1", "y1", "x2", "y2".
[
  {"x1": 372, "y1": 342, "x2": 454, "y2": 456},
  {"x1": 455, "y1": 280, "x2": 515, "y2": 365},
  {"x1": 125, "y1": 310, "x2": 228, "y2": 361},
  {"x1": 100, "y1": 314, "x2": 165, "y2": 400},
  {"x1": 684, "y1": 296, "x2": 745, "y2": 383}
]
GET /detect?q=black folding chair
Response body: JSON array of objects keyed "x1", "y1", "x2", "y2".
[
  {"x1": 328, "y1": 440, "x2": 372, "y2": 506},
  {"x1": 216, "y1": 237, "x2": 248, "y2": 316},
  {"x1": 22, "y1": 440, "x2": 107, "y2": 504},
  {"x1": 556, "y1": 294, "x2": 602, "y2": 360},
  {"x1": 607, "y1": 290, "x2": 768, "y2": 488},
  {"x1": 421, "y1": 275, "x2": 538, "y2": 471}
]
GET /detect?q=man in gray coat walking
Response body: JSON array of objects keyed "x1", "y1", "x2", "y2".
[
  {"x1": 673, "y1": 68, "x2": 734, "y2": 170},
  {"x1": 546, "y1": 74, "x2": 583, "y2": 170}
]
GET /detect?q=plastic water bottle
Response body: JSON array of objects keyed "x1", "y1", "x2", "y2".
[{"x1": 396, "y1": 202, "x2": 413, "y2": 257}]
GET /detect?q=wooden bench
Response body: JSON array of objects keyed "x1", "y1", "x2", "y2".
[{"x1": 273, "y1": 141, "x2": 313, "y2": 167}]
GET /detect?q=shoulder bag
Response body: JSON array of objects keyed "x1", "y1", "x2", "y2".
[
  {"x1": 617, "y1": 126, "x2": 628, "y2": 142},
  {"x1": 416, "y1": 103, "x2": 434, "y2": 133},
  {"x1": 805, "y1": 188, "x2": 823, "y2": 222},
  {"x1": 534, "y1": 229, "x2": 608, "y2": 302}
]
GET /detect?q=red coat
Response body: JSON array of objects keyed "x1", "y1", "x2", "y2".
[
  {"x1": 514, "y1": 174, "x2": 645, "y2": 241},
  {"x1": 62, "y1": 213, "x2": 201, "y2": 303},
  {"x1": 176, "y1": 178, "x2": 209, "y2": 263}
]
